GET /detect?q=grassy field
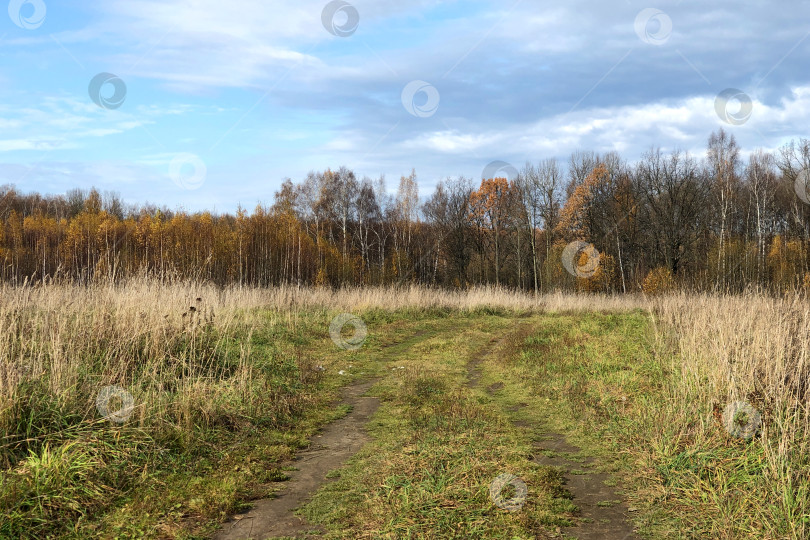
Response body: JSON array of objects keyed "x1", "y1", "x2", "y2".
[{"x1": 0, "y1": 281, "x2": 808, "y2": 538}]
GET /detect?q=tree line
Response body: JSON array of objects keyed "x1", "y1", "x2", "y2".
[{"x1": 4, "y1": 128, "x2": 810, "y2": 293}]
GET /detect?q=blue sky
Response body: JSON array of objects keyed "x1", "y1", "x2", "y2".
[{"x1": 3, "y1": 0, "x2": 810, "y2": 212}]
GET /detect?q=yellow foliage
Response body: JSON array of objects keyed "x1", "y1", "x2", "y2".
[
  {"x1": 643, "y1": 266, "x2": 676, "y2": 296},
  {"x1": 579, "y1": 252, "x2": 616, "y2": 293},
  {"x1": 768, "y1": 235, "x2": 806, "y2": 290},
  {"x1": 557, "y1": 163, "x2": 607, "y2": 239}
]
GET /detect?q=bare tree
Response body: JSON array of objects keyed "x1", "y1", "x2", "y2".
[
  {"x1": 567, "y1": 150, "x2": 598, "y2": 199},
  {"x1": 707, "y1": 128, "x2": 741, "y2": 289},
  {"x1": 394, "y1": 170, "x2": 419, "y2": 279},
  {"x1": 515, "y1": 159, "x2": 561, "y2": 293},
  {"x1": 777, "y1": 139, "x2": 810, "y2": 240},
  {"x1": 744, "y1": 151, "x2": 779, "y2": 285},
  {"x1": 355, "y1": 177, "x2": 381, "y2": 282},
  {"x1": 635, "y1": 148, "x2": 709, "y2": 279}
]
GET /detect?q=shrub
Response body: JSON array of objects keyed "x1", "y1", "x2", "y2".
[{"x1": 643, "y1": 266, "x2": 676, "y2": 295}]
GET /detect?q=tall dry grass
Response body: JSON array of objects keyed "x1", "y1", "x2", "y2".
[
  {"x1": 0, "y1": 279, "x2": 646, "y2": 462},
  {"x1": 0, "y1": 279, "x2": 648, "y2": 421},
  {"x1": 649, "y1": 292, "x2": 810, "y2": 537},
  {"x1": 0, "y1": 279, "x2": 303, "y2": 468},
  {"x1": 653, "y1": 292, "x2": 810, "y2": 409},
  {"x1": 653, "y1": 292, "x2": 810, "y2": 448},
  {"x1": 4, "y1": 278, "x2": 808, "y2": 536}
]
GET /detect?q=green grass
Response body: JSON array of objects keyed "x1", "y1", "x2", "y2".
[
  {"x1": 298, "y1": 314, "x2": 577, "y2": 538},
  {"x1": 474, "y1": 310, "x2": 809, "y2": 539},
  {"x1": 0, "y1": 309, "x2": 436, "y2": 538},
  {"x1": 473, "y1": 311, "x2": 677, "y2": 538},
  {"x1": 4, "y1": 304, "x2": 808, "y2": 538}
]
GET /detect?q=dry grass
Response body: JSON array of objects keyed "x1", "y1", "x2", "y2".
[
  {"x1": 1, "y1": 280, "x2": 805, "y2": 455},
  {"x1": 650, "y1": 292, "x2": 810, "y2": 535},
  {"x1": 0, "y1": 280, "x2": 646, "y2": 409},
  {"x1": 0, "y1": 279, "x2": 645, "y2": 459},
  {"x1": 652, "y1": 291, "x2": 810, "y2": 454},
  {"x1": 2, "y1": 279, "x2": 809, "y2": 537},
  {"x1": 652, "y1": 292, "x2": 810, "y2": 412},
  {"x1": 0, "y1": 280, "x2": 251, "y2": 451}
]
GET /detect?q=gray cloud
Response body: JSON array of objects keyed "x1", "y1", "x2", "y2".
[{"x1": 6, "y1": 0, "x2": 810, "y2": 211}]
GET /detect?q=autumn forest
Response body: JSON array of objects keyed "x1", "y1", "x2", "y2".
[{"x1": 5, "y1": 128, "x2": 810, "y2": 293}]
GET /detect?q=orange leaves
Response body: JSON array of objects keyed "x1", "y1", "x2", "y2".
[
  {"x1": 557, "y1": 163, "x2": 608, "y2": 240},
  {"x1": 468, "y1": 177, "x2": 513, "y2": 228},
  {"x1": 642, "y1": 266, "x2": 676, "y2": 295}
]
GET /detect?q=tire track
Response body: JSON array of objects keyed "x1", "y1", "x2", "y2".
[
  {"x1": 213, "y1": 380, "x2": 379, "y2": 540},
  {"x1": 471, "y1": 325, "x2": 639, "y2": 540}
]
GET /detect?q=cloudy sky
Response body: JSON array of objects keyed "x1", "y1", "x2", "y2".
[{"x1": 2, "y1": 0, "x2": 810, "y2": 212}]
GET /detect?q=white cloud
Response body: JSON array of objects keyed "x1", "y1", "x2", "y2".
[
  {"x1": 388, "y1": 86, "x2": 810, "y2": 165},
  {"x1": 0, "y1": 96, "x2": 193, "y2": 154},
  {"x1": 5, "y1": 0, "x2": 810, "y2": 212},
  {"x1": 0, "y1": 138, "x2": 65, "y2": 152}
]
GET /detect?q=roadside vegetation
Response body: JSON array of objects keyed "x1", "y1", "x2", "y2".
[{"x1": 1, "y1": 280, "x2": 808, "y2": 538}]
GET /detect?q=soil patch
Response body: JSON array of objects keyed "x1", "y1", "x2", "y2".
[
  {"x1": 213, "y1": 380, "x2": 379, "y2": 540},
  {"x1": 533, "y1": 433, "x2": 638, "y2": 539}
]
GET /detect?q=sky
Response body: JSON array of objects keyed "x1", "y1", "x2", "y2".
[{"x1": 2, "y1": 0, "x2": 810, "y2": 213}]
